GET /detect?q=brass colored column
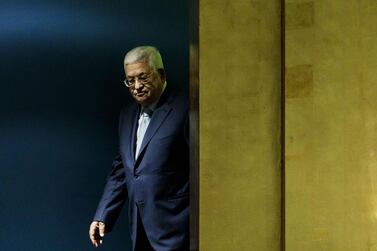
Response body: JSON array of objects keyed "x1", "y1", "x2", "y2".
[
  {"x1": 285, "y1": 1, "x2": 377, "y2": 250},
  {"x1": 198, "y1": 1, "x2": 281, "y2": 250}
]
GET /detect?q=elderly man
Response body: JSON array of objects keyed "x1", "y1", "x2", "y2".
[{"x1": 89, "y1": 46, "x2": 189, "y2": 251}]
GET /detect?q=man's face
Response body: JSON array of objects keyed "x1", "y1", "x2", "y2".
[{"x1": 125, "y1": 61, "x2": 165, "y2": 107}]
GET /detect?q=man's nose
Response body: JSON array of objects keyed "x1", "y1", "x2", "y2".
[{"x1": 134, "y1": 80, "x2": 144, "y2": 89}]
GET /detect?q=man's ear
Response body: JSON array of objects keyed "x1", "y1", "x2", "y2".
[{"x1": 157, "y1": 69, "x2": 166, "y2": 82}]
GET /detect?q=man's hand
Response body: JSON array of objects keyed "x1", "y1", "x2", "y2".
[{"x1": 89, "y1": 221, "x2": 106, "y2": 247}]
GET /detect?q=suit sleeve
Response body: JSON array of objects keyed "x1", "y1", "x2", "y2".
[{"x1": 93, "y1": 154, "x2": 127, "y2": 233}]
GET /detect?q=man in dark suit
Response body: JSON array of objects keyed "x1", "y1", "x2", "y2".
[{"x1": 89, "y1": 46, "x2": 189, "y2": 251}]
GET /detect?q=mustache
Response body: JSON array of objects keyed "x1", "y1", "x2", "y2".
[{"x1": 133, "y1": 89, "x2": 148, "y2": 96}]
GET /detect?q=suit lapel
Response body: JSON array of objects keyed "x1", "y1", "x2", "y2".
[
  {"x1": 124, "y1": 105, "x2": 139, "y2": 163},
  {"x1": 136, "y1": 104, "x2": 172, "y2": 162},
  {"x1": 135, "y1": 89, "x2": 173, "y2": 163}
]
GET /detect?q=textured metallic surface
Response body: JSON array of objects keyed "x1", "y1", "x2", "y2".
[
  {"x1": 199, "y1": 0, "x2": 281, "y2": 250},
  {"x1": 285, "y1": 0, "x2": 377, "y2": 250}
]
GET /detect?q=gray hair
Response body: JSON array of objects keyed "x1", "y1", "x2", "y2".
[{"x1": 123, "y1": 46, "x2": 164, "y2": 71}]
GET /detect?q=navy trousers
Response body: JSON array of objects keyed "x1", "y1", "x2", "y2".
[{"x1": 135, "y1": 210, "x2": 154, "y2": 251}]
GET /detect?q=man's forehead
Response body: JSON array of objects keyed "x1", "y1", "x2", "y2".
[{"x1": 125, "y1": 61, "x2": 151, "y2": 75}]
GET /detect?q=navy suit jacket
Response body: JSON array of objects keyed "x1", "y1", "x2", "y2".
[{"x1": 94, "y1": 88, "x2": 189, "y2": 251}]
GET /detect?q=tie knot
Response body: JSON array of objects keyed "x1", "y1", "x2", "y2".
[{"x1": 142, "y1": 107, "x2": 153, "y2": 117}]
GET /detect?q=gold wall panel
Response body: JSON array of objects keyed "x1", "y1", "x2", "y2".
[
  {"x1": 199, "y1": 0, "x2": 281, "y2": 250},
  {"x1": 286, "y1": 0, "x2": 377, "y2": 250}
]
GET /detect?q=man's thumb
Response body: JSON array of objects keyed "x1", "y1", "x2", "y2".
[{"x1": 99, "y1": 222, "x2": 105, "y2": 237}]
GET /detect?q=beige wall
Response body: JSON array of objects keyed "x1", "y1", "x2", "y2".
[
  {"x1": 198, "y1": 0, "x2": 281, "y2": 250},
  {"x1": 285, "y1": 0, "x2": 377, "y2": 250},
  {"x1": 198, "y1": 1, "x2": 377, "y2": 250}
]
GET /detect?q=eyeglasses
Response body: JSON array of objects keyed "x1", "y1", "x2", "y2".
[{"x1": 123, "y1": 72, "x2": 154, "y2": 87}]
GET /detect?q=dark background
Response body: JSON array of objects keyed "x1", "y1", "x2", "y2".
[{"x1": 0, "y1": 0, "x2": 188, "y2": 250}]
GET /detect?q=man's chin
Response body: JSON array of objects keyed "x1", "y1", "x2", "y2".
[{"x1": 133, "y1": 95, "x2": 150, "y2": 106}]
